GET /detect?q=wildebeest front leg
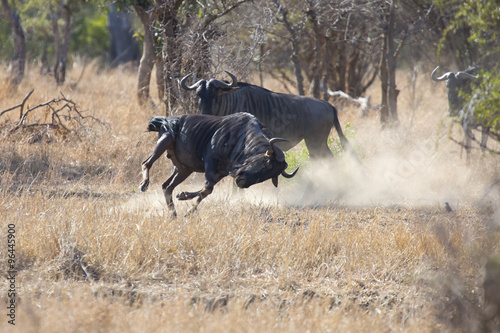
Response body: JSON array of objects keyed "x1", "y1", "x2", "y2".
[{"x1": 140, "y1": 132, "x2": 173, "y2": 192}]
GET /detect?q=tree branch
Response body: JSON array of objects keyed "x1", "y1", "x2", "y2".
[
  {"x1": 0, "y1": 89, "x2": 34, "y2": 119},
  {"x1": 1, "y1": 90, "x2": 108, "y2": 139}
]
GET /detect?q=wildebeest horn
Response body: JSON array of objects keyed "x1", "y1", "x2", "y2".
[
  {"x1": 269, "y1": 138, "x2": 287, "y2": 162},
  {"x1": 180, "y1": 73, "x2": 203, "y2": 90},
  {"x1": 268, "y1": 138, "x2": 298, "y2": 178},
  {"x1": 225, "y1": 71, "x2": 238, "y2": 87},
  {"x1": 211, "y1": 71, "x2": 239, "y2": 89},
  {"x1": 281, "y1": 167, "x2": 298, "y2": 179},
  {"x1": 456, "y1": 71, "x2": 478, "y2": 81},
  {"x1": 431, "y1": 66, "x2": 451, "y2": 81}
]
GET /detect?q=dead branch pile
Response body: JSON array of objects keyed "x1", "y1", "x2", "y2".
[{"x1": 0, "y1": 89, "x2": 107, "y2": 143}]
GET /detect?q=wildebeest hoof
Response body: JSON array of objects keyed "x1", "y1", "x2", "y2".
[
  {"x1": 177, "y1": 192, "x2": 189, "y2": 200},
  {"x1": 139, "y1": 180, "x2": 149, "y2": 192}
]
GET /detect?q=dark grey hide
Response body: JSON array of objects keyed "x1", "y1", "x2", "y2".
[
  {"x1": 431, "y1": 66, "x2": 489, "y2": 162},
  {"x1": 140, "y1": 113, "x2": 297, "y2": 216},
  {"x1": 181, "y1": 72, "x2": 351, "y2": 159}
]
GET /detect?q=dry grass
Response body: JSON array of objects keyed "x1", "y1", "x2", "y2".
[{"x1": 1, "y1": 61, "x2": 500, "y2": 332}]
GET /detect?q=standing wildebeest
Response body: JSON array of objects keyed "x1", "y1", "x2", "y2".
[
  {"x1": 181, "y1": 72, "x2": 352, "y2": 159},
  {"x1": 140, "y1": 112, "x2": 298, "y2": 216},
  {"x1": 431, "y1": 66, "x2": 489, "y2": 162}
]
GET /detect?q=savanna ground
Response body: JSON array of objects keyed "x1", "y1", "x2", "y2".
[{"x1": 1, "y1": 61, "x2": 500, "y2": 332}]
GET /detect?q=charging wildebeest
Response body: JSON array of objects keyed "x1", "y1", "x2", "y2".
[
  {"x1": 140, "y1": 112, "x2": 298, "y2": 216},
  {"x1": 181, "y1": 71, "x2": 354, "y2": 159},
  {"x1": 431, "y1": 65, "x2": 489, "y2": 162}
]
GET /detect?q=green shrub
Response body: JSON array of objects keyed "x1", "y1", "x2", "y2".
[{"x1": 284, "y1": 122, "x2": 359, "y2": 172}]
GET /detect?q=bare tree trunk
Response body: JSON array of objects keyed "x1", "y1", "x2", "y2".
[
  {"x1": 259, "y1": 44, "x2": 264, "y2": 87},
  {"x1": 274, "y1": 0, "x2": 305, "y2": 95},
  {"x1": 379, "y1": 0, "x2": 409, "y2": 127},
  {"x1": 379, "y1": 34, "x2": 389, "y2": 126},
  {"x1": 322, "y1": 35, "x2": 333, "y2": 101},
  {"x1": 290, "y1": 46, "x2": 305, "y2": 96},
  {"x1": 107, "y1": 4, "x2": 140, "y2": 66},
  {"x1": 378, "y1": 0, "x2": 391, "y2": 127},
  {"x1": 162, "y1": 19, "x2": 182, "y2": 115},
  {"x1": 1, "y1": 0, "x2": 25, "y2": 88},
  {"x1": 148, "y1": 0, "x2": 184, "y2": 115},
  {"x1": 347, "y1": 50, "x2": 360, "y2": 96},
  {"x1": 49, "y1": 1, "x2": 62, "y2": 85},
  {"x1": 58, "y1": 2, "x2": 71, "y2": 85},
  {"x1": 149, "y1": 0, "x2": 251, "y2": 114},
  {"x1": 386, "y1": 1, "x2": 398, "y2": 124},
  {"x1": 155, "y1": 53, "x2": 165, "y2": 106},
  {"x1": 40, "y1": 42, "x2": 51, "y2": 74},
  {"x1": 135, "y1": 5, "x2": 156, "y2": 106},
  {"x1": 307, "y1": 5, "x2": 322, "y2": 99},
  {"x1": 335, "y1": 38, "x2": 347, "y2": 92}
]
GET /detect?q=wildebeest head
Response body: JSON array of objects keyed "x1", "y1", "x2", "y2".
[
  {"x1": 234, "y1": 138, "x2": 298, "y2": 189},
  {"x1": 181, "y1": 71, "x2": 239, "y2": 114},
  {"x1": 431, "y1": 66, "x2": 479, "y2": 116}
]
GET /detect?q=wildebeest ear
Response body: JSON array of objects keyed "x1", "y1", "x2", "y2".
[
  {"x1": 266, "y1": 149, "x2": 274, "y2": 157},
  {"x1": 272, "y1": 177, "x2": 278, "y2": 187}
]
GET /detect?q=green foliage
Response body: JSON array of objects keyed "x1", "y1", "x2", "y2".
[
  {"x1": 454, "y1": 1, "x2": 500, "y2": 49},
  {"x1": 435, "y1": 0, "x2": 500, "y2": 67},
  {"x1": 71, "y1": 10, "x2": 109, "y2": 59},
  {"x1": 284, "y1": 122, "x2": 359, "y2": 172},
  {"x1": 0, "y1": 19, "x2": 14, "y2": 60},
  {"x1": 0, "y1": 0, "x2": 109, "y2": 62},
  {"x1": 283, "y1": 142, "x2": 309, "y2": 173},
  {"x1": 470, "y1": 71, "x2": 500, "y2": 132}
]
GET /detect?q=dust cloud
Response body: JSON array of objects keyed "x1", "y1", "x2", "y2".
[{"x1": 282, "y1": 128, "x2": 499, "y2": 211}]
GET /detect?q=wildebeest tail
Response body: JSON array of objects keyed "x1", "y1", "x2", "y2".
[
  {"x1": 332, "y1": 106, "x2": 350, "y2": 149},
  {"x1": 332, "y1": 106, "x2": 364, "y2": 166}
]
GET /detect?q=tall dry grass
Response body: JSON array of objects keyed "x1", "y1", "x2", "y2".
[{"x1": 1, "y1": 61, "x2": 500, "y2": 332}]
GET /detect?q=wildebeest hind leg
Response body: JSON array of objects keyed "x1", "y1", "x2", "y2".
[
  {"x1": 140, "y1": 132, "x2": 173, "y2": 192},
  {"x1": 306, "y1": 140, "x2": 332, "y2": 160},
  {"x1": 177, "y1": 162, "x2": 220, "y2": 214},
  {"x1": 480, "y1": 127, "x2": 490, "y2": 155},
  {"x1": 177, "y1": 185, "x2": 213, "y2": 201},
  {"x1": 178, "y1": 182, "x2": 215, "y2": 215},
  {"x1": 162, "y1": 168, "x2": 192, "y2": 217}
]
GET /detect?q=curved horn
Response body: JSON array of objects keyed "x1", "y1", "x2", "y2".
[
  {"x1": 431, "y1": 66, "x2": 451, "y2": 82},
  {"x1": 211, "y1": 71, "x2": 239, "y2": 89},
  {"x1": 224, "y1": 71, "x2": 238, "y2": 87},
  {"x1": 456, "y1": 71, "x2": 478, "y2": 81},
  {"x1": 180, "y1": 73, "x2": 203, "y2": 91},
  {"x1": 269, "y1": 138, "x2": 298, "y2": 179},
  {"x1": 281, "y1": 167, "x2": 299, "y2": 179},
  {"x1": 269, "y1": 138, "x2": 288, "y2": 162}
]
